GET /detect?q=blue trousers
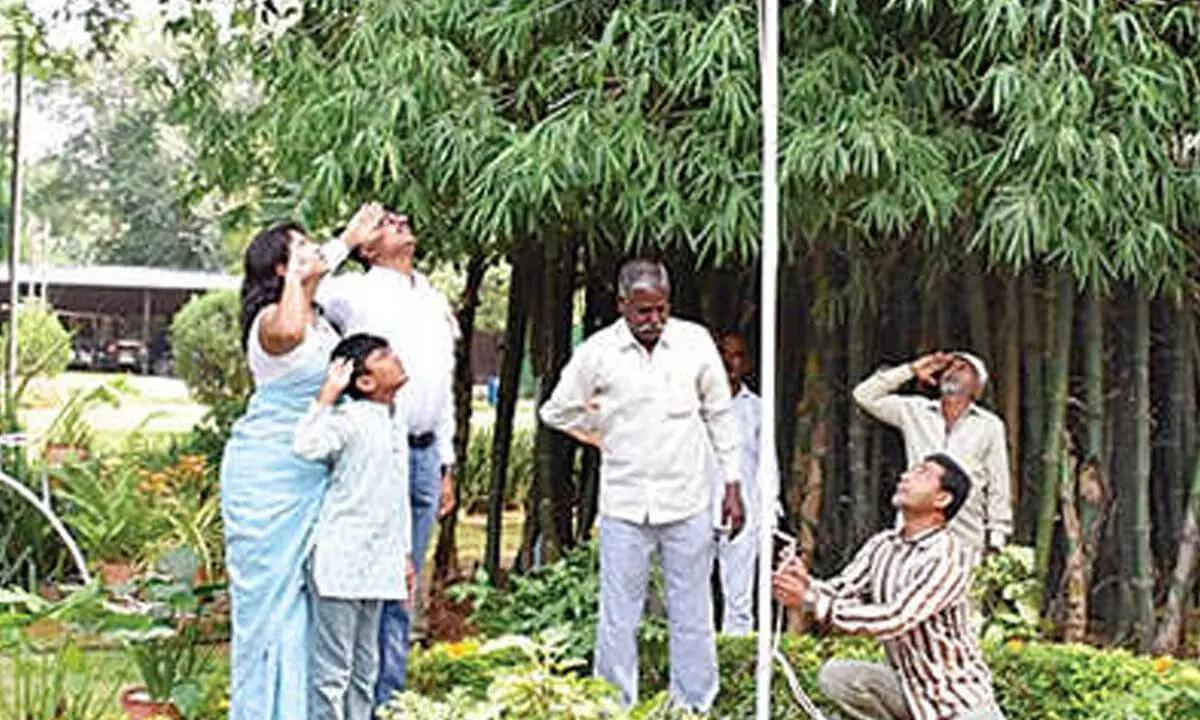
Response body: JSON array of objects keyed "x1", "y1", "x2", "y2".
[{"x1": 374, "y1": 444, "x2": 442, "y2": 706}]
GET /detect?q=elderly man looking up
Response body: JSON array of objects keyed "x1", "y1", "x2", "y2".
[
  {"x1": 539, "y1": 259, "x2": 744, "y2": 712},
  {"x1": 852, "y1": 352, "x2": 1012, "y2": 558}
]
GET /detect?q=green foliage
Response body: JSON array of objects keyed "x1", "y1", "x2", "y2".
[
  {"x1": 972, "y1": 544, "x2": 1046, "y2": 643},
  {"x1": 174, "y1": 393, "x2": 248, "y2": 470},
  {"x1": 407, "y1": 631, "x2": 1200, "y2": 720},
  {"x1": 0, "y1": 300, "x2": 72, "y2": 394},
  {"x1": 451, "y1": 543, "x2": 668, "y2": 664},
  {"x1": 51, "y1": 455, "x2": 164, "y2": 564},
  {"x1": 0, "y1": 641, "x2": 122, "y2": 720},
  {"x1": 169, "y1": 290, "x2": 251, "y2": 408},
  {"x1": 386, "y1": 631, "x2": 702, "y2": 720},
  {"x1": 459, "y1": 423, "x2": 534, "y2": 513},
  {"x1": 106, "y1": 549, "x2": 220, "y2": 710},
  {"x1": 39, "y1": 380, "x2": 128, "y2": 452}
]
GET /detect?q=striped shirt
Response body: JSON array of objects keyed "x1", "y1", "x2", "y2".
[{"x1": 807, "y1": 526, "x2": 997, "y2": 720}]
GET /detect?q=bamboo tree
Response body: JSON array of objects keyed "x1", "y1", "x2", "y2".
[
  {"x1": 433, "y1": 250, "x2": 489, "y2": 584},
  {"x1": 1152, "y1": 450, "x2": 1200, "y2": 655},
  {"x1": 1001, "y1": 275, "x2": 1022, "y2": 515},
  {"x1": 484, "y1": 246, "x2": 532, "y2": 583},
  {"x1": 1036, "y1": 271, "x2": 1074, "y2": 599},
  {"x1": 1020, "y1": 273, "x2": 1045, "y2": 542},
  {"x1": 1129, "y1": 290, "x2": 1155, "y2": 648}
]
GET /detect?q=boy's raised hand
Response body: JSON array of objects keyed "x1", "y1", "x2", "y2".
[{"x1": 318, "y1": 358, "x2": 355, "y2": 405}]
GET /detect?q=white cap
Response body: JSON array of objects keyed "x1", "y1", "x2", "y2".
[{"x1": 952, "y1": 351, "x2": 989, "y2": 390}]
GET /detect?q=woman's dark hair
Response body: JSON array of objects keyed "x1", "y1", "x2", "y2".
[
  {"x1": 239, "y1": 220, "x2": 307, "y2": 348},
  {"x1": 925, "y1": 453, "x2": 972, "y2": 521}
]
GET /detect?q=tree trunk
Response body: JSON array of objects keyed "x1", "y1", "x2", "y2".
[
  {"x1": 1158, "y1": 303, "x2": 1196, "y2": 576},
  {"x1": 1036, "y1": 272, "x2": 1073, "y2": 602},
  {"x1": 432, "y1": 251, "x2": 488, "y2": 584},
  {"x1": 576, "y1": 245, "x2": 617, "y2": 541},
  {"x1": 1018, "y1": 272, "x2": 1045, "y2": 544},
  {"x1": 965, "y1": 255, "x2": 994, "y2": 397},
  {"x1": 1081, "y1": 291, "x2": 1105, "y2": 462},
  {"x1": 485, "y1": 245, "x2": 532, "y2": 583},
  {"x1": 1152, "y1": 450, "x2": 1200, "y2": 655},
  {"x1": 847, "y1": 297, "x2": 873, "y2": 546},
  {"x1": 1055, "y1": 456, "x2": 1110, "y2": 642},
  {"x1": 1002, "y1": 275, "x2": 1022, "y2": 519},
  {"x1": 1129, "y1": 289, "x2": 1155, "y2": 649},
  {"x1": 528, "y1": 231, "x2": 580, "y2": 564}
]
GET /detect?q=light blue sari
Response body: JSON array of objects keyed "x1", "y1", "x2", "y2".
[{"x1": 220, "y1": 353, "x2": 329, "y2": 720}]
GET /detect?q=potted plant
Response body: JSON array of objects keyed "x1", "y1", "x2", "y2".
[
  {"x1": 109, "y1": 548, "x2": 218, "y2": 720},
  {"x1": 41, "y1": 383, "x2": 124, "y2": 467},
  {"x1": 53, "y1": 455, "x2": 158, "y2": 587}
]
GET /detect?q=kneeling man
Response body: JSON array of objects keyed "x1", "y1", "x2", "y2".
[{"x1": 773, "y1": 454, "x2": 1005, "y2": 720}]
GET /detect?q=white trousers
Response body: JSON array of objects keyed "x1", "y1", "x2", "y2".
[
  {"x1": 716, "y1": 522, "x2": 758, "y2": 637},
  {"x1": 595, "y1": 511, "x2": 718, "y2": 711}
]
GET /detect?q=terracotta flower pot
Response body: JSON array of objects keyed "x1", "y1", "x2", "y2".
[
  {"x1": 98, "y1": 559, "x2": 138, "y2": 587},
  {"x1": 120, "y1": 687, "x2": 180, "y2": 720}
]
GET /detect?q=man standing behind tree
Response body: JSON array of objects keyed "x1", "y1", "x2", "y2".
[
  {"x1": 539, "y1": 259, "x2": 744, "y2": 712},
  {"x1": 852, "y1": 351, "x2": 1012, "y2": 557},
  {"x1": 711, "y1": 331, "x2": 779, "y2": 637},
  {"x1": 317, "y1": 211, "x2": 458, "y2": 704}
]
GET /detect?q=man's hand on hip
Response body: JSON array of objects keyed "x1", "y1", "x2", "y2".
[
  {"x1": 722, "y1": 482, "x2": 746, "y2": 538},
  {"x1": 437, "y1": 466, "x2": 457, "y2": 520}
]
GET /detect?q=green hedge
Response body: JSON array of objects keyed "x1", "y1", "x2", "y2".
[{"x1": 408, "y1": 634, "x2": 1200, "y2": 720}]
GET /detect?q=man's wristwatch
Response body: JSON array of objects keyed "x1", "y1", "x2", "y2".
[{"x1": 441, "y1": 464, "x2": 455, "y2": 476}]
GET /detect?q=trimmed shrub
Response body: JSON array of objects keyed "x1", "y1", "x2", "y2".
[
  {"x1": 0, "y1": 300, "x2": 72, "y2": 387},
  {"x1": 169, "y1": 290, "x2": 250, "y2": 407}
]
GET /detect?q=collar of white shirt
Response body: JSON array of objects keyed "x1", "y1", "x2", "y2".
[
  {"x1": 366, "y1": 265, "x2": 428, "y2": 290},
  {"x1": 613, "y1": 318, "x2": 681, "y2": 352},
  {"x1": 922, "y1": 399, "x2": 982, "y2": 418}
]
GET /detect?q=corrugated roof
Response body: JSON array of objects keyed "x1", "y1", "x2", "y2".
[{"x1": 0, "y1": 264, "x2": 240, "y2": 292}]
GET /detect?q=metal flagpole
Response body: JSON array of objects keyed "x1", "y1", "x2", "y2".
[{"x1": 754, "y1": 0, "x2": 780, "y2": 716}]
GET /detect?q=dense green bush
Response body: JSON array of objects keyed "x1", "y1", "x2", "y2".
[
  {"x1": 459, "y1": 424, "x2": 535, "y2": 513},
  {"x1": 169, "y1": 290, "x2": 250, "y2": 407},
  {"x1": 0, "y1": 300, "x2": 72, "y2": 389},
  {"x1": 452, "y1": 543, "x2": 668, "y2": 664},
  {"x1": 408, "y1": 632, "x2": 1200, "y2": 720}
]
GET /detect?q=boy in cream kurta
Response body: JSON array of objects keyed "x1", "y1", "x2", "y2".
[{"x1": 294, "y1": 334, "x2": 416, "y2": 720}]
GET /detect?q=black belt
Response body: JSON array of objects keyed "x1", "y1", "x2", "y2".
[{"x1": 408, "y1": 431, "x2": 436, "y2": 449}]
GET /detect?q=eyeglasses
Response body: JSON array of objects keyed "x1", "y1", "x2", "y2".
[{"x1": 380, "y1": 212, "x2": 410, "y2": 231}]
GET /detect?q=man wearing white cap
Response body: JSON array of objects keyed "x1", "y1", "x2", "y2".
[{"x1": 852, "y1": 351, "x2": 1013, "y2": 558}]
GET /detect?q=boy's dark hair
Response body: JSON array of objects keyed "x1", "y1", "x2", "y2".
[
  {"x1": 330, "y1": 333, "x2": 390, "y2": 400},
  {"x1": 925, "y1": 453, "x2": 971, "y2": 522}
]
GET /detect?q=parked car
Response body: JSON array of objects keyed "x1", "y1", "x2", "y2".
[{"x1": 104, "y1": 339, "x2": 149, "y2": 373}]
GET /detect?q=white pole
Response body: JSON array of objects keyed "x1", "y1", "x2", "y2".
[{"x1": 755, "y1": 0, "x2": 780, "y2": 716}]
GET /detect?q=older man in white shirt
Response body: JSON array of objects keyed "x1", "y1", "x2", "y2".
[
  {"x1": 852, "y1": 351, "x2": 1013, "y2": 558},
  {"x1": 540, "y1": 259, "x2": 744, "y2": 712},
  {"x1": 317, "y1": 212, "x2": 459, "y2": 704}
]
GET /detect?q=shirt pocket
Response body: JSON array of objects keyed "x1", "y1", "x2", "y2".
[{"x1": 664, "y1": 375, "x2": 699, "y2": 420}]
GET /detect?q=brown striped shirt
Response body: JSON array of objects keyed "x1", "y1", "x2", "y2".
[{"x1": 808, "y1": 526, "x2": 997, "y2": 720}]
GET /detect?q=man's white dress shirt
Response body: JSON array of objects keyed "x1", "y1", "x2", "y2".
[
  {"x1": 540, "y1": 318, "x2": 741, "y2": 525},
  {"x1": 318, "y1": 262, "x2": 459, "y2": 465}
]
